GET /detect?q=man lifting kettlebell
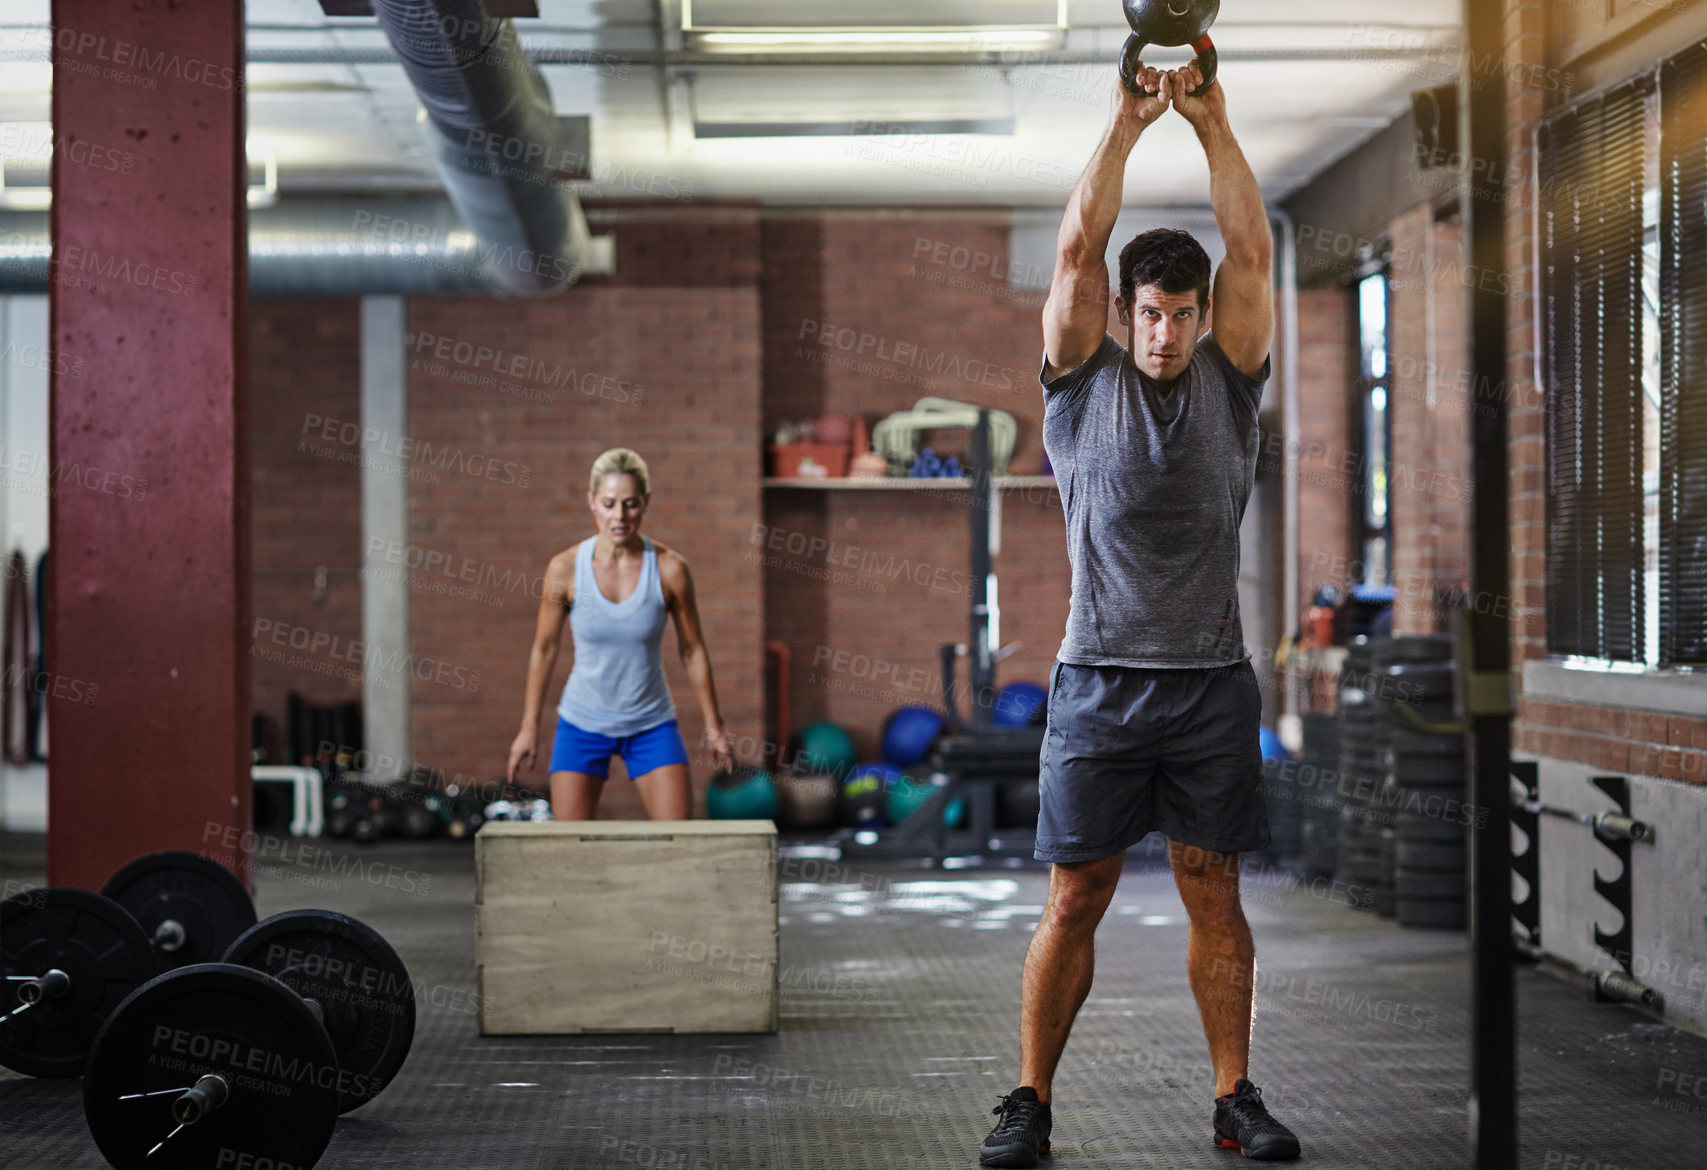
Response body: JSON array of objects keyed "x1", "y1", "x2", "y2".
[{"x1": 977, "y1": 45, "x2": 1303, "y2": 1168}]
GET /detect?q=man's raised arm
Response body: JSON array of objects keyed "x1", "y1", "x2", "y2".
[
  {"x1": 1171, "y1": 66, "x2": 1273, "y2": 379},
  {"x1": 1043, "y1": 71, "x2": 1172, "y2": 382}
]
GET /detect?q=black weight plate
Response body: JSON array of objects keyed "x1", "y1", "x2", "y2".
[
  {"x1": 1, "y1": 887, "x2": 157, "y2": 1077},
  {"x1": 1389, "y1": 698, "x2": 1456, "y2": 726},
  {"x1": 102, "y1": 851, "x2": 257, "y2": 971},
  {"x1": 1396, "y1": 812, "x2": 1469, "y2": 843},
  {"x1": 1397, "y1": 898, "x2": 1467, "y2": 929},
  {"x1": 1397, "y1": 841, "x2": 1466, "y2": 870},
  {"x1": 1391, "y1": 729, "x2": 1466, "y2": 757},
  {"x1": 1397, "y1": 871, "x2": 1469, "y2": 899},
  {"x1": 222, "y1": 910, "x2": 415, "y2": 1113},
  {"x1": 84, "y1": 963, "x2": 339, "y2": 1170},
  {"x1": 1395, "y1": 788, "x2": 1471, "y2": 819},
  {"x1": 1393, "y1": 754, "x2": 1466, "y2": 780}
]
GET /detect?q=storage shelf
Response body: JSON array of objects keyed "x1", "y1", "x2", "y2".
[{"x1": 764, "y1": 476, "x2": 1057, "y2": 491}]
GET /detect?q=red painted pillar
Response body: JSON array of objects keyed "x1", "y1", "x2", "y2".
[{"x1": 47, "y1": 2, "x2": 250, "y2": 888}]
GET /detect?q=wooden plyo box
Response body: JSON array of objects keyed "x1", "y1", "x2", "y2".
[{"x1": 475, "y1": 820, "x2": 778, "y2": 1034}]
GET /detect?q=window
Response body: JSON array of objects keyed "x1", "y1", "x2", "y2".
[
  {"x1": 1658, "y1": 45, "x2": 1707, "y2": 667},
  {"x1": 1357, "y1": 270, "x2": 1392, "y2": 587},
  {"x1": 1541, "y1": 76, "x2": 1655, "y2": 665},
  {"x1": 1542, "y1": 49, "x2": 1707, "y2": 669}
]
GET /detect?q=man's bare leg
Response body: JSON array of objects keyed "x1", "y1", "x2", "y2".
[
  {"x1": 1169, "y1": 839, "x2": 1254, "y2": 1097},
  {"x1": 1018, "y1": 854, "x2": 1125, "y2": 1102}
]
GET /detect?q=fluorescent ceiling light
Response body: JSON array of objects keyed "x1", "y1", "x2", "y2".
[
  {"x1": 686, "y1": 69, "x2": 1017, "y2": 140},
  {"x1": 693, "y1": 117, "x2": 1016, "y2": 138},
  {"x1": 683, "y1": 0, "x2": 1068, "y2": 54},
  {"x1": 0, "y1": 166, "x2": 50, "y2": 211},
  {"x1": 246, "y1": 136, "x2": 278, "y2": 209},
  {"x1": 693, "y1": 28, "x2": 1063, "y2": 52}
]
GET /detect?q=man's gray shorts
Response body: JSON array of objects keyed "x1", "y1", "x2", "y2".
[{"x1": 1035, "y1": 658, "x2": 1270, "y2": 863}]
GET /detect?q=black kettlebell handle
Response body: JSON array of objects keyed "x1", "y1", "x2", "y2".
[{"x1": 1118, "y1": 33, "x2": 1218, "y2": 98}]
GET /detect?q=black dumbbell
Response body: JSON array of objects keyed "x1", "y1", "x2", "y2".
[{"x1": 81, "y1": 908, "x2": 416, "y2": 1170}]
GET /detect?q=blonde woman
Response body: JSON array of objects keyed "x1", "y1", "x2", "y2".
[{"x1": 507, "y1": 448, "x2": 734, "y2": 819}]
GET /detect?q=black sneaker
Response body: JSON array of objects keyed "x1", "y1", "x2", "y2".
[
  {"x1": 1213, "y1": 1079, "x2": 1301, "y2": 1160},
  {"x1": 980, "y1": 1086, "x2": 1052, "y2": 1167}
]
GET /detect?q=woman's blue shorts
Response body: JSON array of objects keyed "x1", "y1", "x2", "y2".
[{"x1": 547, "y1": 716, "x2": 690, "y2": 780}]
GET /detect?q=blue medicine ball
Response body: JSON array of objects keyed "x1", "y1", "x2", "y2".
[
  {"x1": 993, "y1": 681, "x2": 1048, "y2": 727},
  {"x1": 881, "y1": 706, "x2": 945, "y2": 767},
  {"x1": 1258, "y1": 724, "x2": 1291, "y2": 763}
]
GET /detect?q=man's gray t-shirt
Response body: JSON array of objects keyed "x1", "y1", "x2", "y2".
[{"x1": 1041, "y1": 330, "x2": 1267, "y2": 668}]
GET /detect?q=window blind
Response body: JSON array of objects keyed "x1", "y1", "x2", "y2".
[
  {"x1": 1540, "y1": 78, "x2": 1651, "y2": 661},
  {"x1": 1659, "y1": 45, "x2": 1707, "y2": 666}
]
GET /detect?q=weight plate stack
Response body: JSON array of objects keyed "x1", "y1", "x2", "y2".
[
  {"x1": 222, "y1": 909, "x2": 416, "y2": 1113},
  {"x1": 1, "y1": 888, "x2": 159, "y2": 1078},
  {"x1": 1335, "y1": 638, "x2": 1386, "y2": 903},
  {"x1": 83, "y1": 963, "x2": 341, "y2": 1170},
  {"x1": 1386, "y1": 638, "x2": 1469, "y2": 931},
  {"x1": 1299, "y1": 712, "x2": 1340, "y2": 878},
  {"x1": 1259, "y1": 756, "x2": 1302, "y2": 861},
  {"x1": 1397, "y1": 894, "x2": 1467, "y2": 930},
  {"x1": 1373, "y1": 827, "x2": 1398, "y2": 918},
  {"x1": 102, "y1": 851, "x2": 258, "y2": 972}
]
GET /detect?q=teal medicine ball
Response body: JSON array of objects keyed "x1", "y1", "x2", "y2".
[
  {"x1": 795, "y1": 721, "x2": 858, "y2": 779},
  {"x1": 706, "y1": 767, "x2": 779, "y2": 820},
  {"x1": 885, "y1": 771, "x2": 967, "y2": 829}
]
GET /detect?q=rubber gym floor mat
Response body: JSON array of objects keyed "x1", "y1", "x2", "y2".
[{"x1": 3, "y1": 837, "x2": 1705, "y2": 1169}]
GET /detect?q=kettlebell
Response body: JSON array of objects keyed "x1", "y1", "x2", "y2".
[{"x1": 1118, "y1": 0, "x2": 1220, "y2": 98}]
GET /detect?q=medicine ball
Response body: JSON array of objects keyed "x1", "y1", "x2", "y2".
[
  {"x1": 993, "y1": 681, "x2": 1048, "y2": 727},
  {"x1": 885, "y1": 770, "x2": 967, "y2": 829},
  {"x1": 881, "y1": 706, "x2": 945, "y2": 767},
  {"x1": 706, "y1": 766, "x2": 780, "y2": 820},
  {"x1": 795, "y1": 721, "x2": 858, "y2": 780},
  {"x1": 840, "y1": 763, "x2": 900, "y2": 829},
  {"x1": 776, "y1": 773, "x2": 838, "y2": 830}
]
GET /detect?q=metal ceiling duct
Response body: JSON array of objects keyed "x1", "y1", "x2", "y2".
[
  {"x1": 0, "y1": 201, "x2": 611, "y2": 296},
  {"x1": 367, "y1": 0, "x2": 608, "y2": 295}
]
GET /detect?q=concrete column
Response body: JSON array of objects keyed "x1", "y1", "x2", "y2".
[
  {"x1": 361, "y1": 296, "x2": 410, "y2": 778},
  {"x1": 47, "y1": 1, "x2": 248, "y2": 886}
]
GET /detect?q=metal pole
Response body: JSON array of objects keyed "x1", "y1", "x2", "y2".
[
  {"x1": 1271, "y1": 207, "x2": 1301, "y2": 729},
  {"x1": 1461, "y1": 0, "x2": 1515, "y2": 1164},
  {"x1": 969, "y1": 410, "x2": 994, "y2": 724}
]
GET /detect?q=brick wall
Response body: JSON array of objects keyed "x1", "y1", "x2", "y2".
[
  {"x1": 1514, "y1": 699, "x2": 1707, "y2": 784},
  {"x1": 760, "y1": 213, "x2": 1069, "y2": 762},
  {"x1": 763, "y1": 214, "x2": 1051, "y2": 471},
  {"x1": 248, "y1": 297, "x2": 363, "y2": 762},
  {"x1": 1293, "y1": 285, "x2": 1355, "y2": 611},
  {"x1": 1386, "y1": 211, "x2": 1471, "y2": 636}
]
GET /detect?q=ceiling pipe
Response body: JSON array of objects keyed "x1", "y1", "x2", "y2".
[
  {"x1": 0, "y1": 201, "x2": 615, "y2": 296},
  {"x1": 366, "y1": 0, "x2": 610, "y2": 295}
]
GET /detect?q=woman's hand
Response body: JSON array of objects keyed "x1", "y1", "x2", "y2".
[
  {"x1": 507, "y1": 726, "x2": 537, "y2": 785},
  {"x1": 705, "y1": 725, "x2": 735, "y2": 775}
]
